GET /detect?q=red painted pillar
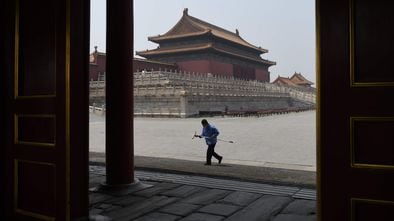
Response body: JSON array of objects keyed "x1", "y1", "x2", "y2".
[{"x1": 105, "y1": 0, "x2": 134, "y2": 185}]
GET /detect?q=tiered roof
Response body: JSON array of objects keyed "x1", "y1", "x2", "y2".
[
  {"x1": 290, "y1": 72, "x2": 314, "y2": 86},
  {"x1": 272, "y1": 76, "x2": 298, "y2": 86},
  {"x1": 137, "y1": 8, "x2": 275, "y2": 66}
]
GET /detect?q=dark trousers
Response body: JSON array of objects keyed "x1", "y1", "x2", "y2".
[{"x1": 206, "y1": 143, "x2": 221, "y2": 164}]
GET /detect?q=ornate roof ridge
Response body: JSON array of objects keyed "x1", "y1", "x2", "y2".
[
  {"x1": 184, "y1": 13, "x2": 269, "y2": 53},
  {"x1": 290, "y1": 72, "x2": 313, "y2": 84},
  {"x1": 149, "y1": 30, "x2": 210, "y2": 42},
  {"x1": 147, "y1": 9, "x2": 268, "y2": 53},
  {"x1": 136, "y1": 43, "x2": 213, "y2": 56}
]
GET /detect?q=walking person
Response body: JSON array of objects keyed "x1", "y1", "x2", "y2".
[{"x1": 194, "y1": 119, "x2": 223, "y2": 165}]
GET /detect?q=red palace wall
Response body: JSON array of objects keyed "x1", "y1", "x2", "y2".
[
  {"x1": 177, "y1": 60, "x2": 234, "y2": 77},
  {"x1": 210, "y1": 60, "x2": 233, "y2": 77},
  {"x1": 233, "y1": 64, "x2": 255, "y2": 80},
  {"x1": 177, "y1": 60, "x2": 211, "y2": 74},
  {"x1": 255, "y1": 69, "x2": 270, "y2": 82}
]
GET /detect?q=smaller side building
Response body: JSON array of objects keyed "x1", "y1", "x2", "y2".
[
  {"x1": 89, "y1": 46, "x2": 178, "y2": 81},
  {"x1": 133, "y1": 57, "x2": 178, "y2": 73},
  {"x1": 272, "y1": 76, "x2": 298, "y2": 87},
  {"x1": 289, "y1": 72, "x2": 314, "y2": 87},
  {"x1": 272, "y1": 72, "x2": 314, "y2": 87}
]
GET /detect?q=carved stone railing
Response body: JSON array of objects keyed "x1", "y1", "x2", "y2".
[{"x1": 89, "y1": 70, "x2": 316, "y2": 103}]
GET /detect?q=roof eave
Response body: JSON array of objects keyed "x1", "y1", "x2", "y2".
[
  {"x1": 148, "y1": 30, "x2": 211, "y2": 43},
  {"x1": 209, "y1": 34, "x2": 268, "y2": 54},
  {"x1": 136, "y1": 45, "x2": 212, "y2": 57},
  {"x1": 137, "y1": 46, "x2": 275, "y2": 66},
  {"x1": 133, "y1": 57, "x2": 177, "y2": 66},
  {"x1": 211, "y1": 47, "x2": 276, "y2": 66}
]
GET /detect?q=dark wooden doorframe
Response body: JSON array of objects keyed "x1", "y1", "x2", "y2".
[
  {"x1": 0, "y1": 0, "x2": 14, "y2": 218},
  {"x1": 0, "y1": 0, "x2": 90, "y2": 220},
  {"x1": 318, "y1": 0, "x2": 394, "y2": 220}
]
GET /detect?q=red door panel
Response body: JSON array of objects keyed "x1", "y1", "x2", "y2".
[{"x1": 1, "y1": 0, "x2": 90, "y2": 220}]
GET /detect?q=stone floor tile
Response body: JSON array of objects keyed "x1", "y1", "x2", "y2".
[
  {"x1": 96, "y1": 203, "x2": 112, "y2": 210},
  {"x1": 89, "y1": 208, "x2": 103, "y2": 215},
  {"x1": 281, "y1": 199, "x2": 316, "y2": 215},
  {"x1": 179, "y1": 212, "x2": 224, "y2": 221},
  {"x1": 161, "y1": 185, "x2": 205, "y2": 198},
  {"x1": 103, "y1": 196, "x2": 178, "y2": 220},
  {"x1": 181, "y1": 189, "x2": 231, "y2": 205},
  {"x1": 134, "y1": 182, "x2": 181, "y2": 197},
  {"x1": 104, "y1": 195, "x2": 146, "y2": 206},
  {"x1": 225, "y1": 195, "x2": 292, "y2": 221},
  {"x1": 95, "y1": 182, "x2": 152, "y2": 197},
  {"x1": 133, "y1": 212, "x2": 181, "y2": 221},
  {"x1": 91, "y1": 203, "x2": 121, "y2": 213},
  {"x1": 139, "y1": 180, "x2": 161, "y2": 186},
  {"x1": 87, "y1": 167, "x2": 317, "y2": 221},
  {"x1": 199, "y1": 203, "x2": 241, "y2": 216},
  {"x1": 272, "y1": 214, "x2": 316, "y2": 221},
  {"x1": 155, "y1": 196, "x2": 180, "y2": 207},
  {"x1": 217, "y1": 191, "x2": 262, "y2": 206},
  {"x1": 89, "y1": 176, "x2": 105, "y2": 188},
  {"x1": 89, "y1": 192, "x2": 113, "y2": 205},
  {"x1": 160, "y1": 202, "x2": 201, "y2": 216},
  {"x1": 88, "y1": 215, "x2": 112, "y2": 221}
]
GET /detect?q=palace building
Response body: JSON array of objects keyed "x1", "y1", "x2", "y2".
[
  {"x1": 136, "y1": 8, "x2": 276, "y2": 82},
  {"x1": 90, "y1": 9, "x2": 275, "y2": 82}
]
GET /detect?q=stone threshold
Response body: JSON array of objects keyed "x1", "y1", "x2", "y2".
[{"x1": 90, "y1": 152, "x2": 316, "y2": 189}]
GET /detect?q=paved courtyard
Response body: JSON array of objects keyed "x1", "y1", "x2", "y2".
[{"x1": 90, "y1": 111, "x2": 316, "y2": 171}]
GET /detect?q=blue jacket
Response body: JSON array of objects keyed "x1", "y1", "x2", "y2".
[{"x1": 202, "y1": 124, "x2": 219, "y2": 145}]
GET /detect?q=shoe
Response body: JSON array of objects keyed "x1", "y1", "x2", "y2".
[
  {"x1": 218, "y1": 156, "x2": 223, "y2": 164},
  {"x1": 204, "y1": 163, "x2": 211, "y2": 166}
]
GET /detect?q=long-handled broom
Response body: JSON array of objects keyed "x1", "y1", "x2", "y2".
[{"x1": 192, "y1": 131, "x2": 234, "y2": 143}]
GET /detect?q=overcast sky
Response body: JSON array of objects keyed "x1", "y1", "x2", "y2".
[{"x1": 90, "y1": 0, "x2": 316, "y2": 83}]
